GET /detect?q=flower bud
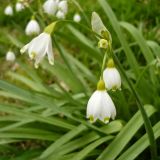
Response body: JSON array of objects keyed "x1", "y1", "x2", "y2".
[
  {"x1": 6, "y1": 51, "x2": 16, "y2": 62},
  {"x1": 4, "y1": 5, "x2": 13, "y2": 16},
  {"x1": 43, "y1": 0, "x2": 58, "y2": 16},
  {"x1": 56, "y1": 10, "x2": 65, "y2": 19},
  {"x1": 58, "y1": 0, "x2": 68, "y2": 14},
  {"x1": 16, "y1": 2, "x2": 25, "y2": 12},
  {"x1": 98, "y1": 39, "x2": 108, "y2": 49},
  {"x1": 73, "y1": 13, "x2": 81, "y2": 22}
]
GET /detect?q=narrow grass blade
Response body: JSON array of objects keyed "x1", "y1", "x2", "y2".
[
  {"x1": 39, "y1": 124, "x2": 87, "y2": 159},
  {"x1": 117, "y1": 121, "x2": 160, "y2": 160},
  {"x1": 96, "y1": 105, "x2": 156, "y2": 160}
]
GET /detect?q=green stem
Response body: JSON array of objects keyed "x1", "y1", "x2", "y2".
[
  {"x1": 111, "y1": 50, "x2": 157, "y2": 160},
  {"x1": 100, "y1": 50, "x2": 108, "y2": 79}
]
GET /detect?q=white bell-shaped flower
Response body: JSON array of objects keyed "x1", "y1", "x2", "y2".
[
  {"x1": 43, "y1": 0, "x2": 58, "y2": 16},
  {"x1": 15, "y1": 2, "x2": 24, "y2": 12},
  {"x1": 20, "y1": 32, "x2": 54, "y2": 68},
  {"x1": 103, "y1": 59, "x2": 121, "y2": 91},
  {"x1": 87, "y1": 80, "x2": 116, "y2": 123},
  {"x1": 4, "y1": 5, "x2": 13, "y2": 16},
  {"x1": 25, "y1": 19, "x2": 40, "y2": 36},
  {"x1": 6, "y1": 51, "x2": 16, "y2": 62},
  {"x1": 73, "y1": 13, "x2": 81, "y2": 22},
  {"x1": 58, "y1": 0, "x2": 68, "y2": 14},
  {"x1": 56, "y1": 10, "x2": 65, "y2": 19}
]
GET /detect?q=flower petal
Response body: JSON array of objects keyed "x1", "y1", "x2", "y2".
[
  {"x1": 28, "y1": 33, "x2": 49, "y2": 59},
  {"x1": 103, "y1": 68, "x2": 121, "y2": 90},
  {"x1": 20, "y1": 44, "x2": 29, "y2": 54},
  {"x1": 46, "y1": 36, "x2": 54, "y2": 65},
  {"x1": 87, "y1": 91, "x2": 102, "y2": 120}
]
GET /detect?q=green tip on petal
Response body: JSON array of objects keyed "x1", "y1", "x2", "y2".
[
  {"x1": 49, "y1": 60, "x2": 54, "y2": 65},
  {"x1": 89, "y1": 115, "x2": 94, "y2": 123},
  {"x1": 20, "y1": 48, "x2": 25, "y2": 54},
  {"x1": 97, "y1": 80, "x2": 105, "y2": 90},
  {"x1": 30, "y1": 52, "x2": 36, "y2": 60},
  {"x1": 104, "y1": 117, "x2": 110, "y2": 123},
  {"x1": 34, "y1": 63, "x2": 39, "y2": 69},
  {"x1": 44, "y1": 22, "x2": 57, "y2": 34},
  {"x1": 107, "y1": 58, "x2": 115, "y2": 68},
  {"x1": 111, "y1": 85, "x2": 118, "y2": 91}
]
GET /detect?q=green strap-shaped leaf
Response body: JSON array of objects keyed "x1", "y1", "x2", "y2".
[
  {"x1": 120, "y1": 22, "x2": 154, "y2": 63},
  {"x1": 96, "y1": 105, "x2": 156, "y2": 160},
  {"x1": 7, "y1": 72, "x2": 48, "y2": 93},
  {"x1": 49, "y1": 132, "x2": 101, "y2": 159},
  {"x1": 0, "y1": 127, "x2": 60, "y2": 141},
  {"x1": 70, "y1": 136, "x2": 113, "y2": 160},
  {"x1": 49, "y1": 120, "x2": 123, "y2": 158},
  {"x1": 0, "y1": 103, "x2": 75, "y2": 130},
  {"x1": 117, "y1": 121, "x2": 160, "y2": 160},
  {"x1": 147, "y1": 40, "x2": 160, "y2": 58},
  {"x1": 39, "y1": 124, "x2": 87, "y2": 159}
]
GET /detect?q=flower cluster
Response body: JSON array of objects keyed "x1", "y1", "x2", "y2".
[
  {"x1": 86, "y1": 12, "x2": 121, "y2": 124},
  {"x1": 4, "y1": 0, "x2": 69, "y2": 20},
  {"x1": 4, "y1": 1, "x2": 25, "y2": 16},
  {"x1": 43, "y1": 0, "x2": 68, "y2": 19},
  {"x1": 3, "y1": 0, "x2": 78, "y2": 66},
  {"x1": 3, "y1": 0, "x2": 121, "y2": 126}
]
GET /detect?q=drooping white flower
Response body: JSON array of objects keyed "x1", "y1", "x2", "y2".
[
  {"x1": 103, "y1": 59, "x2": 121, "y2": 91},
  {"x1": 87, "y1": 80, "x2": 116, "y2": 123},
  {"x1": 20, "y1": 32, "x2": 54, "y2": 68},
  {"x1": 6, "y1": 51, "x2": 16, "y2": 62},
  {"x1": 56, "y1": 10, "x2": 65, "y2": 19},
  {"x1": 73, "y1": 13, "x2": 81, "y2": 22},
  {"x1": 58, "y1": 0, "x2": 68, "y2": 14},
  {"x1": 4, "y1": 5, "x2": 13, "y2": 16},
  {"x1": 43, "y1": 0, "x2": 58, "y2": 16},
  {"x1": 15, "y1": 2, "x2": 25, "y2": 12},
  {"x1": 25, "y1": 19, "x2": 40, "y2": 36}
]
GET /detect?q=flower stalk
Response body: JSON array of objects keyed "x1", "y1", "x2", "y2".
[{"x1": 44, "y1": 22, "x2": 57, "y2": 34}]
